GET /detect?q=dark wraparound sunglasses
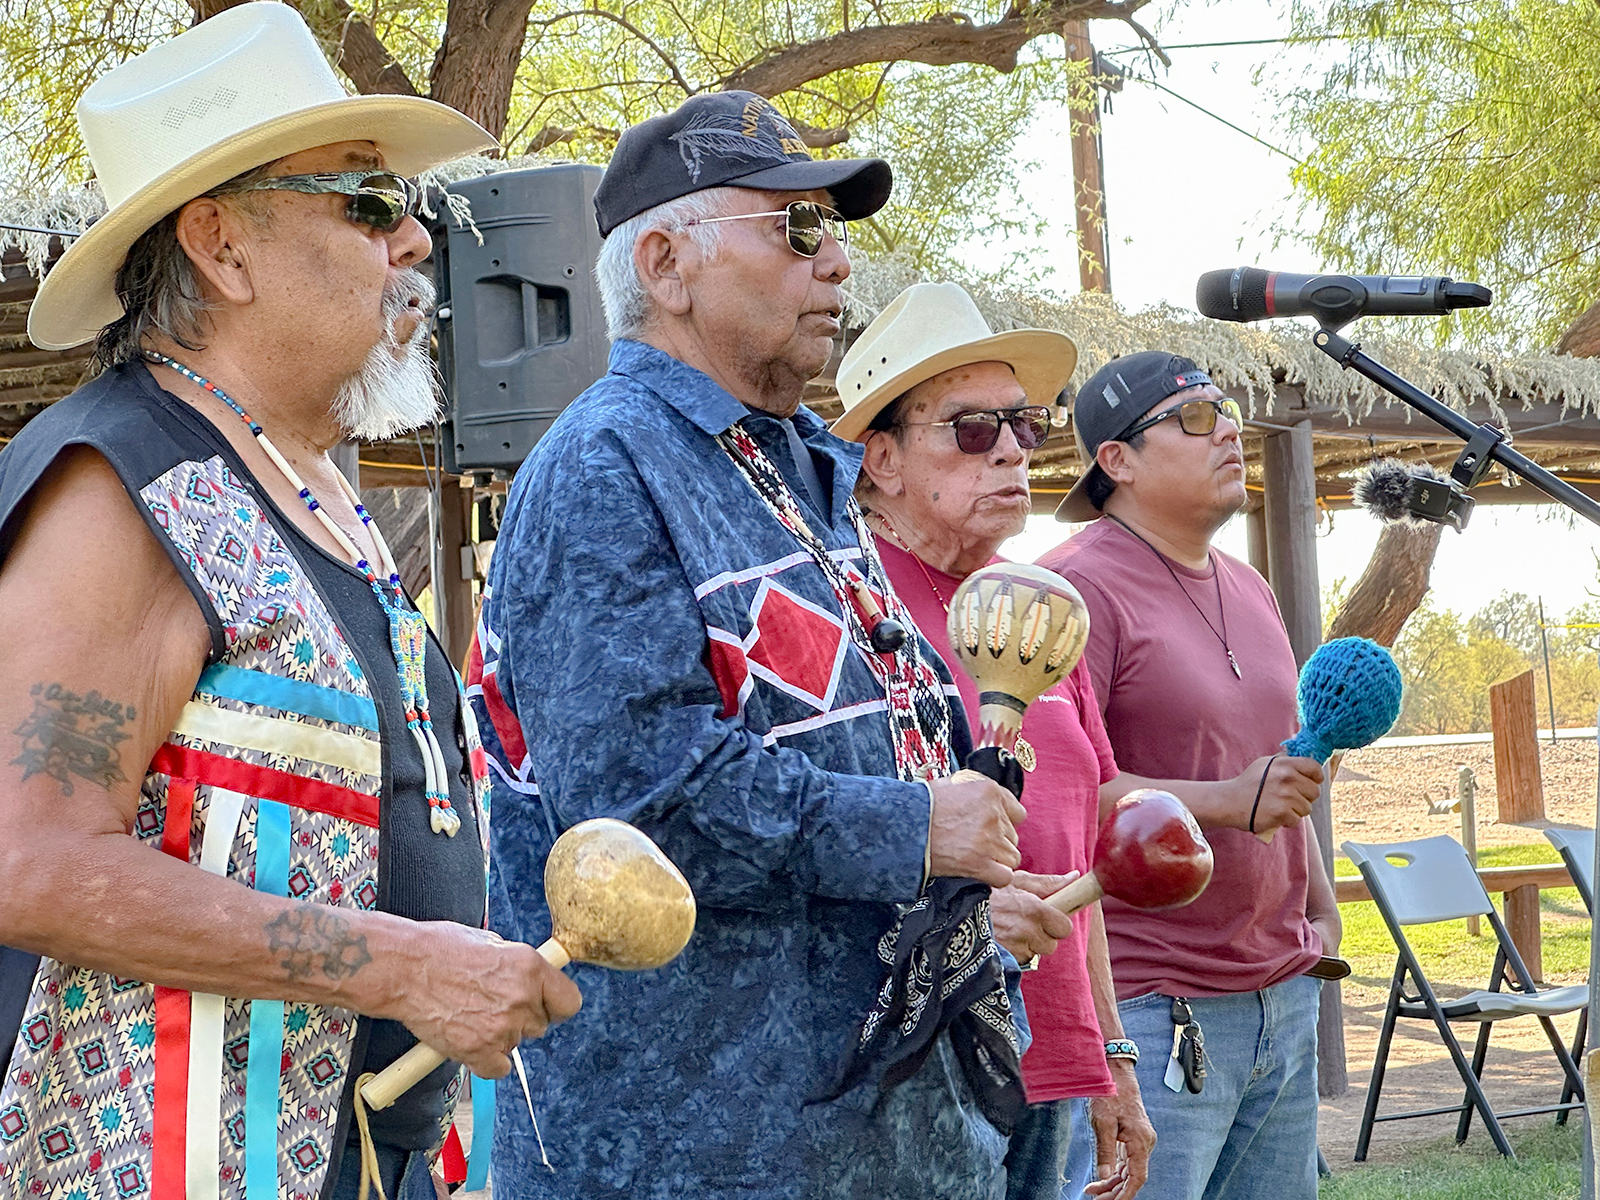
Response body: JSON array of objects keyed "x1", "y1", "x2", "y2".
[
  {"x1": 895, "y1": 405, "x2": 1053, "y2": 454},
  {"x1": 684, "y1": 200, "x2": 849, "y2": 258},
  {"x1": 212, "y1": 171, "x2": 421, "y2": 233},
  {"x1": 1120, "y1": 397, "x2": 1244, "y2": 441}
]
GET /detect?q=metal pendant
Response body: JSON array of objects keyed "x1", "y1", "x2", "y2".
[
  {"x1": 1226, "y1": 650, "x2": 1242, "y2": 679},
  {"x1": 1013, "y1": 735, "x2": 1037, "y2": 772}
]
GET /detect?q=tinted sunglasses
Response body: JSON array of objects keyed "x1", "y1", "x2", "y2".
[
  {"x1": 1120, "y1": 398, "x2": 1244, "y2": 440},
  {"x1": 213, "y1": 171, "x2": 421, "y2": 233},
  {"x1": 685, "y1": 200, "x2": 849, "y2": 258},
  {"x1": 896, "y1": 405, "x2": 1053, "y2": 454}
]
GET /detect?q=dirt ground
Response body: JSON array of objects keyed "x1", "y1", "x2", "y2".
[{"x1": 1319, "y1": 736, "x2": 1596, "y2": 1172}]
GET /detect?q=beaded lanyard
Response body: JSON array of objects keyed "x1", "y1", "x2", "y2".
[
  {"x1": 716, "y1": 422, "x2": 953, "y2": 783},
  {"x1": 146, "y1": 352, "x2": 462, "y2": 836}
]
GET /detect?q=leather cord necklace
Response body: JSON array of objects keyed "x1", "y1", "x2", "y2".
[{"x1": 1105, "y1": 513, "x2": 1242, "y2": 680}]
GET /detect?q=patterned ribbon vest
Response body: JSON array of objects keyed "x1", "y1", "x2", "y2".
[{"x1": 0, "y1": 404, "x2": 491, "y2": 1200}]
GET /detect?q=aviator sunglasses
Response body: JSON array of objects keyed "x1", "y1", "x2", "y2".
[
  {"x1": 1119, "y1": 397, "x2": 1244, "y2": 440},
  {"x1": 212, "y1": 171, "x2": 422, "y2": 233},
  {"x1": 895, "y1": 405, "x2": 1053, "y2": 454},
  {"x1": 684, "y1": 200, "x2": 849, "y2": 258}
]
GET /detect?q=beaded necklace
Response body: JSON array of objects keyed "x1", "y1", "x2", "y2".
[{"x1": 145, "y1": 352, "x2": 462, "y2": 836}]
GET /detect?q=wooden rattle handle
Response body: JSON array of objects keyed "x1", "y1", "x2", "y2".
[
  {"x1": 1044, "y1": 873, "x2": 1104, "y2": 918},
  {"x1": 358, "y1": 935, "x2": 570, "y2": 1111}
]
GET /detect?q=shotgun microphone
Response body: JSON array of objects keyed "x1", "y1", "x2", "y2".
[{"x1": 1196, "y1": 268, "x2": 1491, "y2": 327}]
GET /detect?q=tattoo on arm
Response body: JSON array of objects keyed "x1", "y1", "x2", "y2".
[
  {"x1": 265, "y1": 907, "x2": 373, "y2": 982},
  {"x1": 11, "y1": 682, "x2": 136, "y2": 795}
]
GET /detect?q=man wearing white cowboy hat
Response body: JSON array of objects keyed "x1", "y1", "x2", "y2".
[
  {"x1": 0, "y1": 6, "x2": 580, "y2": 1200},
  {"x1": 835, "y1": 282, "x2": 1158, "y2": 1200}
]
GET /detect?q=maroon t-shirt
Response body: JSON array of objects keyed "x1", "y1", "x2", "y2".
[
  {"x1": 1037, "y1": 518, "x2": 1322, "y2": 1000},
  {"x1": 876, "y1": 534, "x2": 1118, "y2": 1101}
]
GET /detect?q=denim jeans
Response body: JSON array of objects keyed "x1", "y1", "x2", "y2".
[{"x1": 1092, "y1": 974, "x2": 1320, "y2": 1200}]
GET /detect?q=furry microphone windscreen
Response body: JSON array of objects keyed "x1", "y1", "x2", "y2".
[{"x1": 1353, "y1": 459, "x2": 1449, "y2": 523}]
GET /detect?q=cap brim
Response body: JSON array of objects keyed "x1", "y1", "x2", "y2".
[
  {"x1": 1054, "y1": 470, "x2": 1102, "y2": 522},
  {"x1": 831, "y1": 328, "x2": 1076, "y2": 443},
  {"x1": 727, "y1": 157, "x2": 892, "y2": 220},
  {"x1": 29, "y1": 94, "x2": 496, "y2": 350}
]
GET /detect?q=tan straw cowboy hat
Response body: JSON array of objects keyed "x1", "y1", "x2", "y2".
[
  {"x1": 831, "y1": 282, "x2": 1077, "y2": 443},
  {"x1": 28, "y1": 1, "x2": 497, "y2": 351}
]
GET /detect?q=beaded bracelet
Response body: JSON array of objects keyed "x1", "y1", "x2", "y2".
[{"x1": 1104, "y1": 1039, "x2": 1139, "y2": 1063}]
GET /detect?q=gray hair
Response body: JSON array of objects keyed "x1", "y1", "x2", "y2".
[
  {"x1": 93, "y1": 162, "x2": 278, "y2": 370},
  {"x1": 594, "y1": 187, "x2": 741, "y2": 341}
]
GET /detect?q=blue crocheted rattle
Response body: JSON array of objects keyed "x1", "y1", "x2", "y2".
[{"x1": 1283, "y1": 637, "x2": 1403, "y2": 763}]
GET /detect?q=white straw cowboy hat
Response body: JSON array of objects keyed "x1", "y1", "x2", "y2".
[
  {"x1": 28, "y1": 1, "x2": 497, "y2": 350},
  {"x1": 831, "y1": 282, "x2": 1077, "y2": 443}
]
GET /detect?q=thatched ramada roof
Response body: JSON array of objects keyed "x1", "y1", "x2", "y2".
[{"x1": 9, "y1": 167, "x2": 1600, "y2": 510}]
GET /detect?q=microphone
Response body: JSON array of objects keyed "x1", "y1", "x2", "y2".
[
  {"x1": 1197, "y1": 268, "x2": 1491, "y2": 327},
  {"x1": 1353, "y1": 459, "x2": 1472, "y2": 531}
]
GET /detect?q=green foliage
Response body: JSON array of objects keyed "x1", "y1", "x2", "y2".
[
  {"x1": 1324, "y1": 587, "x2": 1599, "y2": 736},
  {"x1": 1279, "y1": 0, "x2": 1600, "y2": 349},
  {"x1": 0, "y1": 0, "x2": 1082, "y2": 281}
]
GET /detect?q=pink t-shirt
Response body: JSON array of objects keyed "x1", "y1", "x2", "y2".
[
  {"x1": 1037, "y1": 518, "x2": 1322, "y2": 1000},
  {"x1": 875, "y1": 535, "x2": 1118, "y2": 1101}
]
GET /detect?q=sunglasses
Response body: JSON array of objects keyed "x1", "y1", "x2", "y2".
[
  {"x1": 896, "y1": 405, "x2": 1053, "y2": 454},
  {"x1": 684, "y1": 200, "x2": 849, "y2": 258},
  {"x1": 213, "y1": 171, "x2": 421, "y2": 233},
  {"x1": 1120, "y1": 398, "x2": 1244, "y2": 440}
]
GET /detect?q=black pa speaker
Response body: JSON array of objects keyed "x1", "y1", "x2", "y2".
[{"x1": 433, "y1": 165, "x2": 610, "y2": 476}]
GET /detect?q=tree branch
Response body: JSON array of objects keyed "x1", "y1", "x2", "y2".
[
  {"x1": 526, "y1": 9, "x2": 694, "y2": 96},
  {"x1": 720, "y1": 0, "x2": 1151, "y2": 97},
  {"x1": 790, "y1": 118, "x2": 851, "y2": 148},
  {"x1": 191, "y1": 0, "x2": 418, "y2": 96}
]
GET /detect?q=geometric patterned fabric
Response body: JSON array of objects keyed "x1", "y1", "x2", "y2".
[{"x1": 0, "y1": 449, "x2": 487, "y2": 1200}]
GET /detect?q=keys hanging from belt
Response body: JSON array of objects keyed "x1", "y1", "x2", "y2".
[{"x1": 1163, "y1": 996, "x2": 1206, "y2": 1095}]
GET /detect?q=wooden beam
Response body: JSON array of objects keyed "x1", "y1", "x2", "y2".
[
  {"x1": 1334, "y1": 862, "x2": 1573, "y2": 904},
  {"x1": 1063, "y1": 21, "x2": 1109, "y2": 295},
  {"x1": 1491, "y1": 670, "x2": 1546, "y2": 826},
  {"x1": 1263, "y1": 419, "x2": 1322, "y2": 666},
  {"x1": 429, "y1": 483, "x2": 475, "y2": 669}
]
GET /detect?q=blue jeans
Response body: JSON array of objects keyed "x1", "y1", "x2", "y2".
[
  {"x1": 1097, "y1": 974, "x2": 1320, "y2": 1200},
  {"x1": 1003, "y1": 1097, "x2": 1098, "y2": 1200}
]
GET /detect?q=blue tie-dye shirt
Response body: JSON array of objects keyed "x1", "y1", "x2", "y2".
[{"x1": 473, "y1": 340, "x2": 1021, "y2": 1199}]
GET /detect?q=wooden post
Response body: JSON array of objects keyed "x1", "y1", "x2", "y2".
[
  {"x1": 429, "y1": 482, "x2": 476, "y2": 667},
  {"x1": 1262, "y1": 419, "x2": 1345, "y2": 1095},
  {"x1": 1490, "y1": 670, "x2": 1545, "y2": 824},
  {"x1": 1490, "y1": 669, "x2": 1545, "y2": 978},
  {"x1": 1062, "y1": 21, "x2": 1110, "y2": 294},
  {"x1": 1245, "y1": 503, "x2": 1269, "y2": 581},
  {"x1": 330, "y1": 440, "x2": 360, "y2": 490},
  {"x1": 1459, "y1": 765, "x2": 1479, "y2": 937}
]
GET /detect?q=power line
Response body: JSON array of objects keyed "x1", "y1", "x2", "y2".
[
  {"x1": 1124, "y1": 75, "x2": 1303, "y2": 164},
  {"x1": 1101, "y1": 36, "x2": 1353, "y2": 56}
]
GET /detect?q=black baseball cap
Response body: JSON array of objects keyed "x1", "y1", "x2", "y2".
[
  {"x1": 593, "y1": 91, "x2": 893, "y2": 237},
  {"x1": 1054, "y1": 351, "x2": 1214, "y2": 522}
]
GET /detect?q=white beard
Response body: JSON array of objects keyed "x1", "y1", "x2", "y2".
[{"x1": 331, "y1": 269, "x2": 443, "y2": 441}]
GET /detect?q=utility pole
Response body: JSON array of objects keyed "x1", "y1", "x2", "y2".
[{"x1": 1063, "y1": 20, "x2": 1111, "y2": 294}]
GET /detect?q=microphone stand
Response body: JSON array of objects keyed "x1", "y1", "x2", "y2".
[
  {"x1": 1313, "y1": 323, "x2": 1600, "y2": 1198},
  {"x1": 1312, "y1": 326, "x2": 1600, "y2": 527}
]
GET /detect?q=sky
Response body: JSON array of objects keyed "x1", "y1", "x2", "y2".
[{"x1": 975, "y1": 0, "x2": 1600, "y2": 621}]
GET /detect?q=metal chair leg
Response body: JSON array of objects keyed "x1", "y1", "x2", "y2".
[{"x1": 1356, "y1": 961, "x2": 1406, "y2": 1162}]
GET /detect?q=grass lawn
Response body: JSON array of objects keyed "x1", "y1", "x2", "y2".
[
  {"x1": 1319, "y1": 1123, "x2": 1582, "y2": 1199},
  {"x1": 1334, "y1": 842, "x2": 1592, "y2": 986}
]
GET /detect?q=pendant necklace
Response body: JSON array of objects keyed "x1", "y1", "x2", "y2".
[
  {"x1": 1105, "y1": 513, "x2": 1242, "y2": 680},
  {"x1": 146, "y1": 352, "x2": 462, "y2": 835},
  {"x1": 871, "y1": 510, "x2": 1038, "y2": 772}
]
